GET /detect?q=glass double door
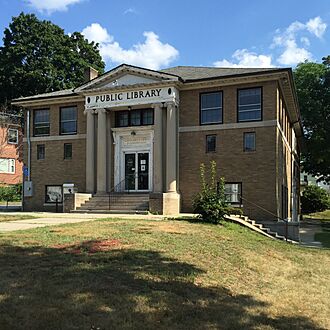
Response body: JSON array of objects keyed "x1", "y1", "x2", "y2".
[{"x1": 124, "y1": 152, "x2": 149, "y2": 191}]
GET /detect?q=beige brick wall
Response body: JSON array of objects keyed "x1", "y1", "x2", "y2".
[
  {"x1": 24, "y1": 100, "x2": 86, "y2": 211},
  {"x1": 179, "y1": 126, "x2": 277, "y2": 221},
  {"x1": 179, "y1": 81, "x2": 277, "y2": 126}
]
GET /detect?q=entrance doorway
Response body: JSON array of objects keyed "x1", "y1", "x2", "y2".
[{"x1": 124, "y1": 152, "x2": 150, "y2": 191}]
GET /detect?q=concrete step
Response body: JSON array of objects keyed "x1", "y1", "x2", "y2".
[{"x1": 72, "y1": 209, "x2": 149, "y2": 215}]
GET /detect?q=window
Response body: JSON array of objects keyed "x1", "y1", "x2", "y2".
[
  {"x1": 34, "y1": 109, "x2": 50, "y2": 136},
  {"x1": 7, "y1": 129, "x2": 18, "y2": 144},
  {"x1": 238, "y1": 87, "x2": 262, "y2": 122},
  {"x1": 0, "y1": 158, "x2": 15, "y2": 174},
  {"x1": 115, "y1": 109, "x2": 154, "y2": 127},
  {"x1": 225, "y1": 183, "x2": 242, "y2": 204},
  {"x1": 37, "y1": 144, "x2": 45, "y2": 160},
  {"x1": 244, "y1": 132, "x2": 256, "y2": 152},
  {"x1": 45, "y1": 185, "x2": 63, "y2": 203},
  {"x1": 200, "y1": 92, "x2": 223, "y2": 125},
  {"x1": 64, "y1": 143, "x2": 72, "y2": 160},
  {"x1": 60, "y1": 106, "x2": 77, "y2": 135},
  {"x1": 206, "y1": 135, "x2": 216, "y2": 153}
]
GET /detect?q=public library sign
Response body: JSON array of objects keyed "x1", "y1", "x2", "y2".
[{"x1": 85, "y1": 87, "x2": 178, "y2": 109}]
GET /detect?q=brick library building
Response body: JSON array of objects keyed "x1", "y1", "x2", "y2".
[{"x1": 13, "y1": 64, "x2": 302, "y2": 231}]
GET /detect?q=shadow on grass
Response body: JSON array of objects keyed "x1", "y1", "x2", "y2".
[{"x1": 0, "y1": 243, "x2": 325, "y2": 330}]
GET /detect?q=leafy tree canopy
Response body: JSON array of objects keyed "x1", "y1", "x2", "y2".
[
  {"x1": 294, "y1": 57, "x2": 330, "y2": 182},
  {"x1": 0, "y1": 12, "x2": 105, "y2": 107}
]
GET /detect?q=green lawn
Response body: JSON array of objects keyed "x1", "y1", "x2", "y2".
[
  {"x1": 307, "y1": 209, "x2": 330, "y2": 222},
  {"x1": 0, "y1": 215, "x2": 37, "y2": 222},
  {"x1": 0, "y1": 218, "x2": 329, "y2": 329}
]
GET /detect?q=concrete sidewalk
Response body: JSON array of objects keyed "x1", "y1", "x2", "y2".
[{"x1": 0, "y1": 212, "x2": 191, "y2": 232}]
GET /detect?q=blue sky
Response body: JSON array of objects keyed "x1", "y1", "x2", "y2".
[{"x1": 0, "y1": 0, "x2": 329, "y2": 70}]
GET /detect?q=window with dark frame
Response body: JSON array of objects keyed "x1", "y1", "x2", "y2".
[
  {"x1": 7, "y1": 128, "x2": 18, "y2": 144},
  {"x1": 115, "y1": 109, "x2": 154, "y2": 127},
  {"x1": 60, "y1": 106, "x2": 77, "y2": 135},
  {"x1": 238, "y1": 87, "x2": 262, "y2": 122},
  {"x1": 37, "y1": 144, "x2": 45, "y2": 160},
  {"x1": 64, "y1": 143, "x2": 72, "y2": 160},
  {"x1": 206, "y1": 135, "x2": 216, "y2": 153},
  {"x1": 224, "y1": 183, "x2": 242, "y2": 205},
  {"x1": 45, "y1": 185, "x2": 63, "y2": 204},
  {"x1": 200, "y1": 92, "x2": 223, "y2": 125},
  {"x1": 34, "y1": 109, "x2": 50, "y2": 136},
  {"x1": 243, "y1": 132, "x2": 256, "y2": 152}
]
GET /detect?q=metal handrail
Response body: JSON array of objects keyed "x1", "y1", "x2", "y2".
[
  {"x1": 237, "y1": 194, "x2": 289, "y2": 241},
  {"x1": 108, "y1": 174, "x2": 135, "y2": 210}
]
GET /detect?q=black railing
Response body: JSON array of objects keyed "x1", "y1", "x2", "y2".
[
  {"x1": 234, "y1": 193, "x2": 289, "y2": 241},
  {"x1": 108, "y1": 175, "x2": 135, "y2": 210}
]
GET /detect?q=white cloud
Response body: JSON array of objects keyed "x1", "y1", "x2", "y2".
[
  {"x1": 277, "y1": 40, "x2": 312, "y2": 65},
  {"x1": 306, "y1": 16, "x2": 327, "y2": 38},
  {"x1": 82, "y1": 23, "x2": 113, "y2": 44},
  {"x1": 214, "y1": 49, "x2": 273, "y2": 68},
  {"x1": 272, "y1": 16, "x2": 327, "y2": 65},
  {"x1": 124, "y1": 8, "x2": 138, "y2": 15},
  {"x1": 27, "y1": 0, "x2": 83, "y2": 13},
  {"x1": 82, "y1": 24, "x2": 179, "y2": 70}
]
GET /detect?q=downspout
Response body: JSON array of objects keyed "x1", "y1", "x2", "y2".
[{"x1": 27, "y1": 109, "x2": 31, "y2": 181}]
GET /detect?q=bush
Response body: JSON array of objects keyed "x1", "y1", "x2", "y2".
[
  {"x1": 301, "y1": 185, "x2": 330, "y2": 214},
  {"x1": 193, "y1": 161, "x2": 228, "y2": 224},
  {"x1": 227, "y1": 207, "x2": 243, "y2": 216},
  {"x1": 0, "y1": 184, "x2": 22, "y2": 204}
]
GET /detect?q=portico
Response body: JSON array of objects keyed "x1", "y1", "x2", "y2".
[{"x1": 79, "y1": 66, "x2": 181, "y2": 214}]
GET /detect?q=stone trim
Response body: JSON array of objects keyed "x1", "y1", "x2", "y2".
[
  {"x1": 23, "y1": 134, "x2": 86, "y2": 142},
  {"x1": 179, "y1": 120, "x2": 277, "y2": 133}
]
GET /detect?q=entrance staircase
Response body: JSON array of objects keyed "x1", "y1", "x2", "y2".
[
  {"x1": 226, "y1": 214, "x2": 299, "y2": 244},
  {"x1": 75, "y1": 193, "x2": 149, "y2": 214}
]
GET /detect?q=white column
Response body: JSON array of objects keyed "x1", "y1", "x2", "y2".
[
  {"x1": 166, "y1": 102, "x2": 177, "y2": 193},
  {"x1": 153, "y1": 103, "x2": 163, "y2": 193},
  {"x1": 85, "y1": 109, "x2": 95, "y2": 193},
  {"x1": 97, "y1": 108, "x2": 107, "y2": 193}
]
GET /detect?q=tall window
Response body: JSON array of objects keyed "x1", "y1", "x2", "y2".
[
  {"x1": 64, "y1": 143, "x2": 72, "y2": 160},
  {"x1": 243, "y1": 132, "x2": 256, "y2": 152},
  {"x1": 7, "y1": 128, "x2": 18, "y2": 144},
  {"x1": 200, "y1": 92, "x2": 223, "y2": 125},
  {"x1": 225, "y1": 183, "x2": 242, "y2": 204},
  {"x1": 37, "y1": 144, "x2": 45, "y2": 160},
  {"x1": 34, "y1": 109, "x2": 50, "y2": 136},
  {"x1": 0, "y1": 158, "x2": 15, "y2": 174},
  {"x1": 206, "y1": 135, "x2": 216, "y2": 153},
  {"x1": 238, "y1": 87, "x2": 262, "y2": 122},
  {"x1": 60, "y1": 106, "x2": 77, "y2": 135}
]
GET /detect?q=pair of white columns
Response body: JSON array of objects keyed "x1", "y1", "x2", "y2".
[
  {"x1": 85, "y1": 108, "x2": 107, "y2": 194},
  {"x1": 85, "y1": 102, "x2": 177, "y2": 194}
]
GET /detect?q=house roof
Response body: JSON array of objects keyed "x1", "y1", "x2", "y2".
[{"x1": 161, "y1": 66, "x2": 283, "y2": 81}]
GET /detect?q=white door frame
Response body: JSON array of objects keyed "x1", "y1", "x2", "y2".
[{"x1": 113, "y1": 127, "x2": 154, "y2": 192}]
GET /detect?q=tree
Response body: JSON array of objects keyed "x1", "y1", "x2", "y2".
[
  {"x1": 301, "y1": 185, "x2": 330, "y2": 214},
  {"x1": 0, "y1": 12, "x2": 105, "y2": 108},
  {"x1": 294, "y1": 57, "x2": 330, "y2": 182}
]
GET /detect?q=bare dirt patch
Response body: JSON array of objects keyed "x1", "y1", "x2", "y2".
[{"x1": 52, "y1": 239, "x2": 123, "y2": 254}]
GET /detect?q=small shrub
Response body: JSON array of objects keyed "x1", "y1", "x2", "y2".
[
  {"x1": 193, "y1": 161, "x2": 228, "y2": 224},
  {"x1": 0, "y1": 184, "x2": 22, "y2": 204},
  {"x1": 301, "y1": 185, "x2": 330, "y2": 214},
  {"x1": 227, "y1": 206, "x2": 243, "y2": 216}
]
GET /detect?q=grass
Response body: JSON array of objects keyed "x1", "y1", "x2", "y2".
[
  {"x1": 306, "y1": 209, "x2": 330, "y2": 222},
  {"x1": 0, "y1": 214, "x2": 37, "y2": 222},
  {"x1": 0, "y1": 218, "x2": 329, "y2": 329}
]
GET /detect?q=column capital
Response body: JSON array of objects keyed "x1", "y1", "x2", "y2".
[
  {"x1": 151, "y1": 102, "x2": 163, "y2": 110},
  {"x1": 165, "y1": 101, "x2": 177, "y2": 110},
  {"x1": 95, "y1": 108, "x2": 107, "y2": 115},
  {"x1": 83, "y1": 109, "x2": 96, "y2": 115}
]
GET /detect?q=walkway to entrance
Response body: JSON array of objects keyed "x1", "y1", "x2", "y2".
[{"x1": 0, "y1": 212, "x2": 195, "y2": 232}]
